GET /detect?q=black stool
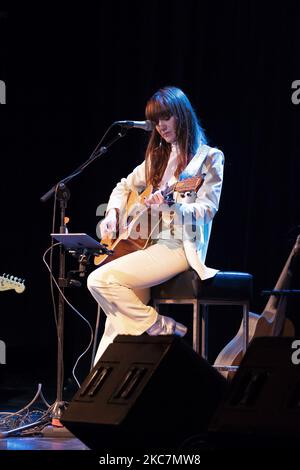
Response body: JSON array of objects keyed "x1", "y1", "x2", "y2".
[{"x1": 152, "y1": 270, "x2": 253, "y2": 360}]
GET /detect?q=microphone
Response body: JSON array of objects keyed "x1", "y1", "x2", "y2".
[{"x1": 114, "y1": 120, "x2": 154, "y2": 131}]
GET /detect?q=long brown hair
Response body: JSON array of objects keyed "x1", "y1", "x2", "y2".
[{"x1": 145, "y1": 86, "x2": 207, "y2": 188}]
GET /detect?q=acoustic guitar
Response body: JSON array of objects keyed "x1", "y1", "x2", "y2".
[
  {"x1": 0, "y1": 274, "x2": 26, "y2": 294},
  {"x1": 214, "y1": 235, "x2": 300, "y2": 379},
  {"x1": 94, "y1": 176, "x2": 203, "y2": 266}
]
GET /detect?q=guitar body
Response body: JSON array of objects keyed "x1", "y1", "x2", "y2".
[
  {"x1": 94, "y1": 176, "x2": 203, "y2": 267},
  {"x1": 94, "y1": 237, "x2": 150, "y2": 267},
  {"x1": 214, "y1": 235, "x2": 299, "y2": 379},
  {"x1": 94, "y1": 185, "x2": 153, "y2": 267},
  {"x1": 214, "y1": 313, "x2": 295, "y2": 379}
]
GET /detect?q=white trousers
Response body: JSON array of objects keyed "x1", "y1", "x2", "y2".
[{"x1": 87, "y1": 240, "x2": 189, "y2": 364}]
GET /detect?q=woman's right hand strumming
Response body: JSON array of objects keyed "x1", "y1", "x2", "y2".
[{"x1": 100, "y1": 209, "x2": 118, "y2": 238}]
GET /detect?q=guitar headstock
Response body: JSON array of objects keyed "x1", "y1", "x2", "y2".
[
  {"x1": 0, "y1": 274, "x2": 26, "y2": 294},
  {"x1": 174, "y1": 176, "x2": 203, "y2": 193}
]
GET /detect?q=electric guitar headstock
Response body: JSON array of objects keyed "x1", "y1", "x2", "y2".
[{"x1": 0, "y1": 274, "x2": 26, "y2": 294}]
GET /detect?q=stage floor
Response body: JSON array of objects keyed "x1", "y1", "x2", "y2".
[{"x1": 0, "y1": 436, "x2": 89, "y2": 450}]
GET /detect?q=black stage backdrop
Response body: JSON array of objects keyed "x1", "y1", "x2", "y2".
[{"x1": 0, "y1": 1, "x2": 300, "y2": 403}]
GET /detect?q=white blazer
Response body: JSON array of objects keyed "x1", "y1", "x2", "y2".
[{"x1": 106, "y1": 144, "x2": 224, "y2": 280}]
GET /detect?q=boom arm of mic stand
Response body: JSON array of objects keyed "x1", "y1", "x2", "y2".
[{"x1": 40, "y1": 127, "x2": 128, "y2": 203}]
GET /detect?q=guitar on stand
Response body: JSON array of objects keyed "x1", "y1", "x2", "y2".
[{"x1": 214, "y1": 235, "x2": 300, "y2": 379}]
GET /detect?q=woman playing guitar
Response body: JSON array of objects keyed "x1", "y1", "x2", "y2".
[{"x1": 87, "y1": 86, "x2": 224, "y2": 364}]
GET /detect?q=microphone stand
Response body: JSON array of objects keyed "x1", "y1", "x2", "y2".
[
  {"x1": 50, "y1": 183, "x2": 69, "y2": 425},
  {"x1": 40, "y1": 127, "x2": 128, "y2": 427}
]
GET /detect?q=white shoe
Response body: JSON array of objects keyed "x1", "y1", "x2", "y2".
[{"x1": 147, "y1": 314, "x2": 187, "y2": 337}]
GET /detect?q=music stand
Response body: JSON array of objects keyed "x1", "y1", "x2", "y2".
[
  {"x1": 51, "y1": 232, "x2": 113, "y2": 286},
  {"x1": 51, "y1": 233, "x2": 105, "y2": 251},
  {"x1": 49, "y1": 233, "x2": 112, "y2": 421}
]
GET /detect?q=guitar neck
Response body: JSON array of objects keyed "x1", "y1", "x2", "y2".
[
  {"x1": 161, "y1": 182, "x2": 177, "y2": 199},
  {"x1": 263, "y1": 236, "x2": 300, "y2": 325}
]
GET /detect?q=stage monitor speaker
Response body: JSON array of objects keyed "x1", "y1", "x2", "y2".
[
  {"x1": 209, "y1": 336, "x2": 300, "y2": 448},
  {"x1": 61, "y1": 335, "x2": 228, "y2": 451}
]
